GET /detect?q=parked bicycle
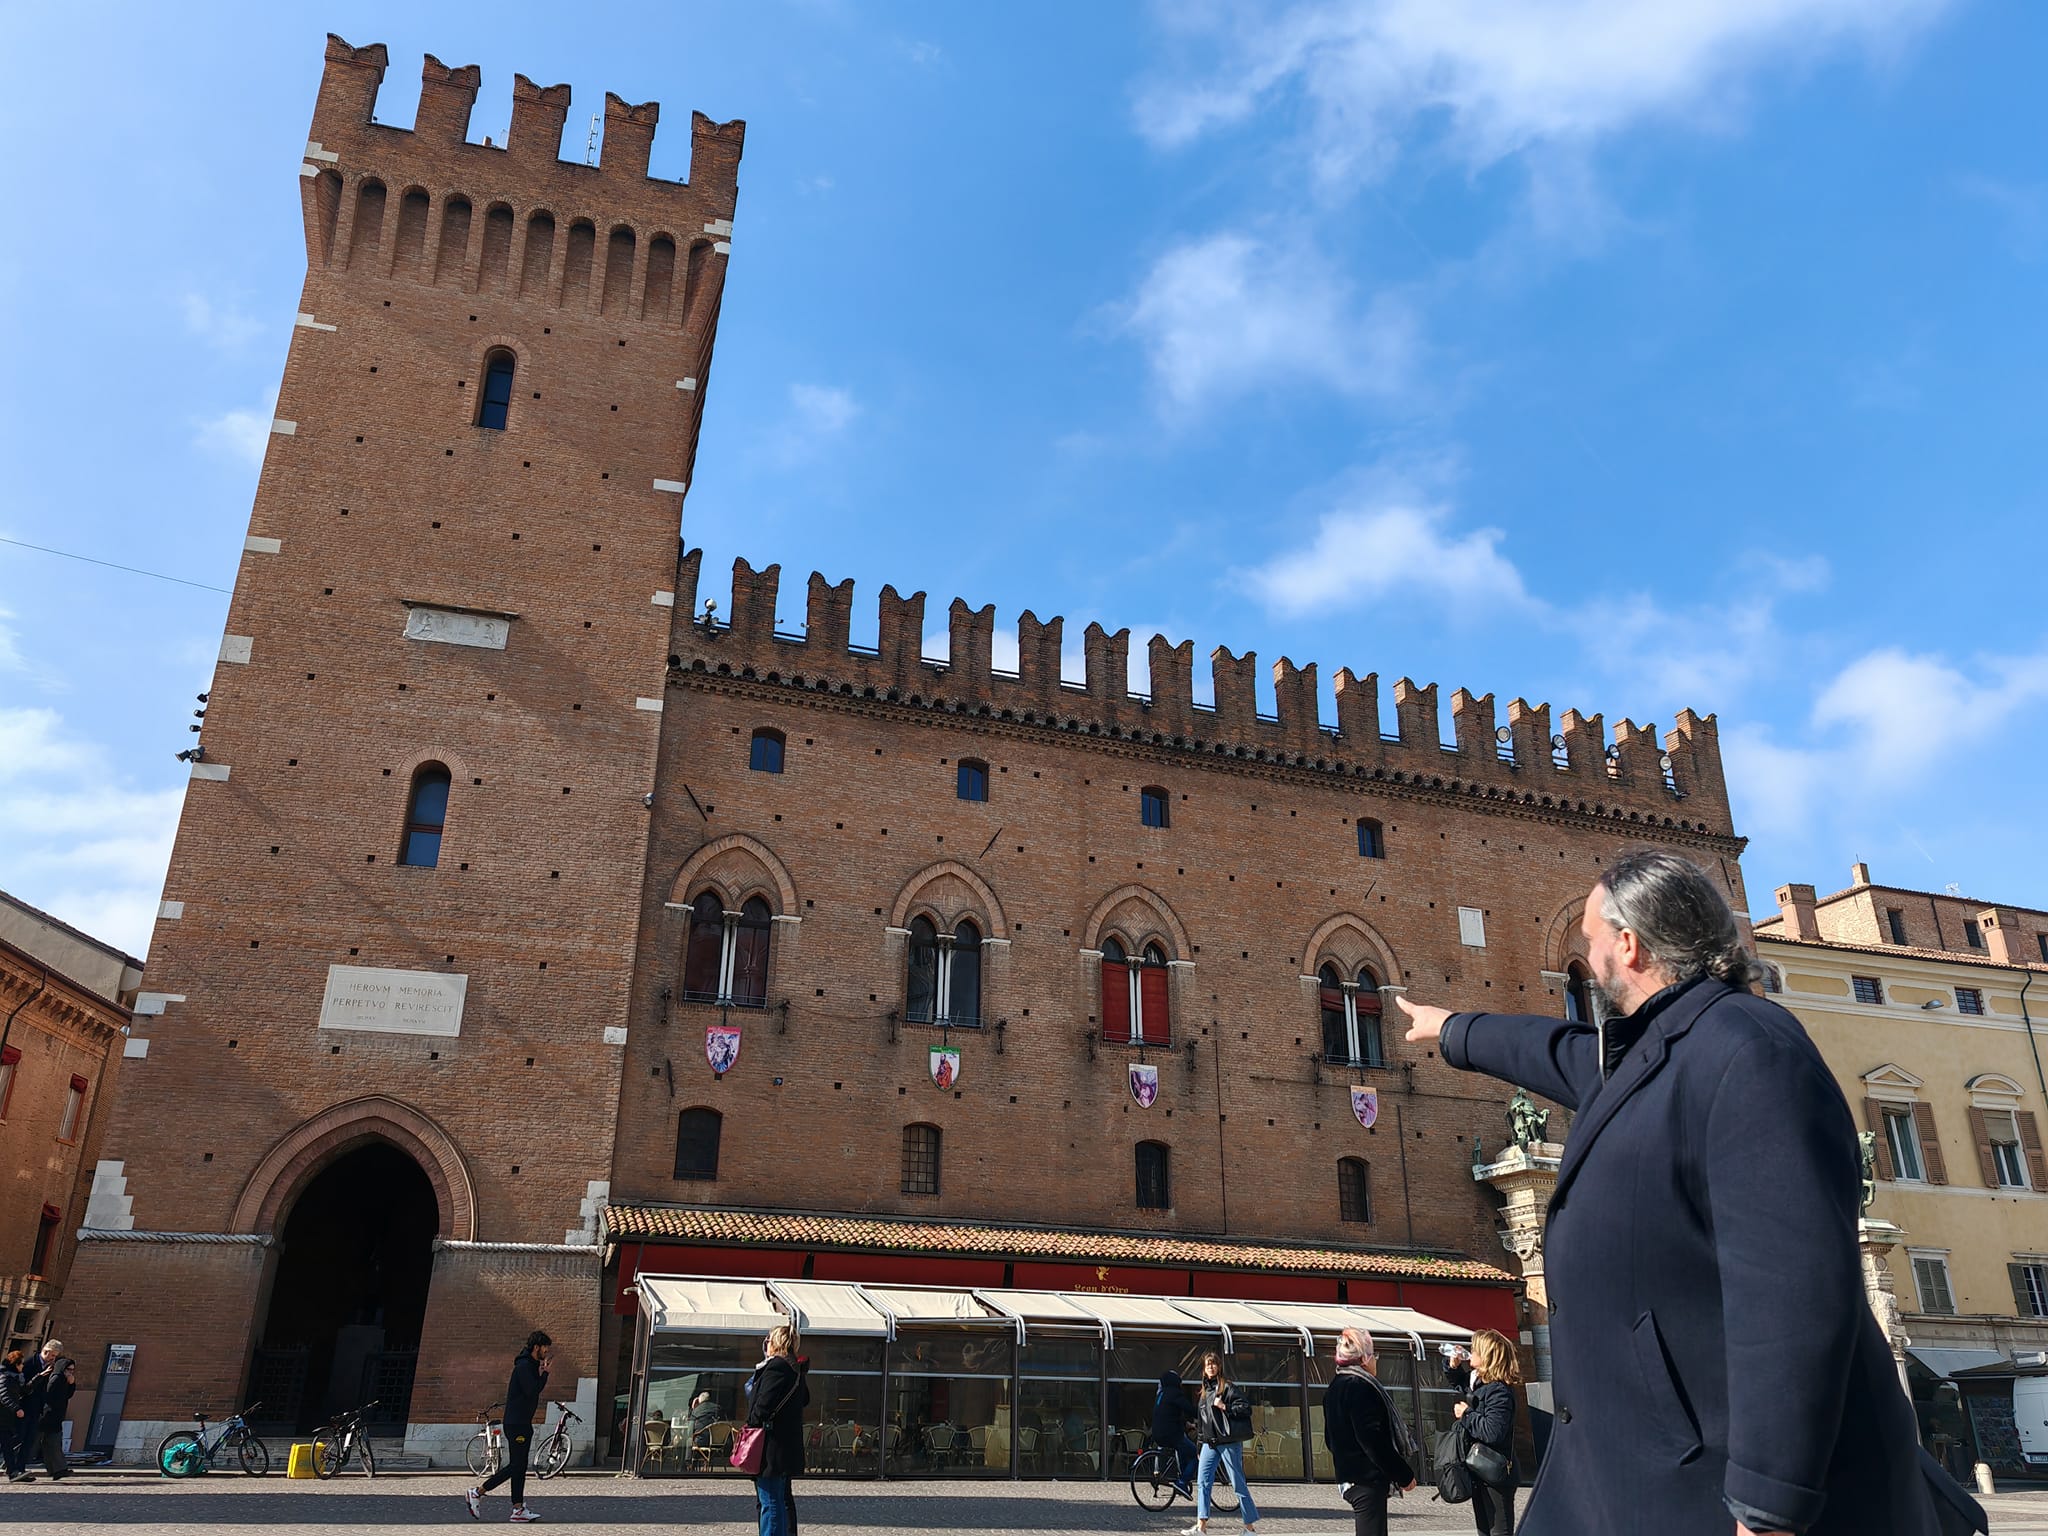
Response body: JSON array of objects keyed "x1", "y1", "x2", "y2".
[
  {"x1": 467, "y1": 1401, "x2": 580, "y2": 1480},
  {"x1": 312, "y1": 1399, "x2": 378, "y2": 1478},
  {"x1": 1130, "y1": 1443, "x2": 1236, "y2": 1513},
  {"x1": 157, "y1": 1404, "x2": 270, "y2": 1477}
]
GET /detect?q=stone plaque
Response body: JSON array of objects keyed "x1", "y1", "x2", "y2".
[
  {"x1": 318, "y1": 964, "x2": 468, "y2": 1038},
  {"x1": 404, "y1": 606, "x2": 509, "y2": 650}
]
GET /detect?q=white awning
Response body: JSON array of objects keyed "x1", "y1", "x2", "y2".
[
  {"x1": 638, "y1": 1276, "x2": 782, "y2": 1334},
  {"x1": 1169, "y1": 1298, "x2": 1309, "y2": 1351},
  {"x1": 1352, "y1": 1305, "x2": 1473, "y2": 1354},
  {"x1": 768, "y1": 1280, "x2": 891, "y2": 1338},
  {"x1": 864, "y1": 1287, "x2": 1013, "y2": 1329},
  {"x1": 1906, "y1": 1346, "x2": 2008, "y2": 1379},
  {"x1": 974, "y1": 1289, "x2": 1114, "y2": 1343}
]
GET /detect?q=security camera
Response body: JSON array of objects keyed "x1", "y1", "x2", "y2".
[{"x1": 642, "y1": 792, "x2": 656, "y2": 808}]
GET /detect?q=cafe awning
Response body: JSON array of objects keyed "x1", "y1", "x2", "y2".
[
  {"x1": 767, "y1": 1280, "x2": 892, "y2": 1338},
  {"x1": 864, "y1": 1287, "x2": 1016, "y2": 1333},
  {"x1": 638, "y1": 1277, "x2": 782, "y2": 1334}
]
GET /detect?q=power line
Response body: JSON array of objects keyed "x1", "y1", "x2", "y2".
[{"x1": 0, "y1": 535, "x2": 231, "y2": 595}]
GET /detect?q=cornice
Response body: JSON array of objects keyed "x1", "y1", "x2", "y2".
[{"x1": 667, "y1": 665, "x2": 1749, "y2": 857}]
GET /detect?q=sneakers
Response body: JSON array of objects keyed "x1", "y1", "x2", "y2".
[
  {"x1": 509, "y1": 1507, "x2": 540, "y2": 1523},
  {"x1": 1181, "y1": 1524, "x2": 1204, "y2": 1535},
  {"x1": 465, "y1": 1487, "x2": 482, "y2": 1519}
]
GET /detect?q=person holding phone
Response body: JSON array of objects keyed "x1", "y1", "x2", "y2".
[
  {"x1": 1186, "y1": 1351, "x2": 1261, "y2": 1536},
  {"x1": 467, "y1": 1329, "x2": 552, "y2": 1523}
]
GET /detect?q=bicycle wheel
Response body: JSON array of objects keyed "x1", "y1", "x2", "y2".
[
  {"x1": 1209, "y1": 1471, "x2": 1240, "y2": 1513},
  {"x1": 236, "y1": 1435, "x2": 271, "y2": 1476},
  {"x1": 157, "y1": 1431, "x2": 205, "y2": 1478},
  {"x1": 1129, "y1": 1448, "x2": 1179, "y2": 1511},
  {"x1": 314, "y1": 1432, "x2": 345, "y2": 1479},
  {"x1": 359, "y1": 1436, "x2": 377, "y2": 1478},
  {"x1": 535, "y1": 1429, "x2": 573, "y2": 1479},
  {"x1": 466, "y1": 1432, "x2": 497, "y2": 1478}
]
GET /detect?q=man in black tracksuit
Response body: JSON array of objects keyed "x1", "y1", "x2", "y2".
[{"x1": 467, "y1": 1330, "x2": 551, "y2": 1522}]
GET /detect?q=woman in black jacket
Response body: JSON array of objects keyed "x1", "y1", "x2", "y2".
[
  {"x1": 1187, "y1": 1351, "x2": 1261, "y2": 1535},
  {"x1": 0, "y1": 1350, "x2": 31, "y2": 1483},
  {"x1": 33, "y1": 1350, "x2": 75, "y2": 1480},
  {"x1": 1322, "y1": 1329, "x2": 1415, "y2": 1536},
  {"x1": 1446, "y1": 1330, "x2": 1522, "y2": 1536},
  {"x1": 746, "y1": 1325, "x2": 810, "y2": 1536}
]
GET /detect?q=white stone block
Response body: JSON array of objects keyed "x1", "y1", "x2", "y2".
[
  {"x1": 304, "y1": 141, "x2": 339, "y2": 163},
  {"x1": 134, "y1": 993, "x2": 185, "y2": 1015},
  {"x1": 190, "y1": 763, "x2": 230, "y2": 782},
  {"x1": 123, "y1": 1037, "x2": 149, "y2": 1058},
  {"x1": 651, "y1": 590, "x2": 675, "y2": 607},
  {"x1": 652, "y1": 478, "x2": 688, "y2": 494},
  {"x1": 635, "y1": 696, "x2": 664, "y2": 712},
  {"x1": 1458, "y1": 906, "x2": 1488, "y2": 948},
  {"x1": 219, "y1": 634, "x2": 253, "y2": 664},
  {"x1": 319, "y1": 964, "x2": 468, "y2": 1038},
  {"x1": 244, "y1": 535, "x2": 282, "y2": 554},
  {"x1": 404, "y1": 606, "x2": 510, "y2": 650},
  {"x1": 676, "y1": 378, "x2": 698, "y2": 391},
  {"x1": 703, "y1": 219, "x2": 734, "y2": 237},
  {"x1": 713, "y1": 240, "x2": 732, "y2": 255},
  {"x1": 295, "y1": 312, "x2": 338, "y2": 332},
  {"x1": 270, "y1": 418, "x2": 297, "y2": 436},
  {"x1": 603, "y1": 1025, "x2": 629, "y2": 1046},
  {"x1": 158, "y1": 900, "x2": 185, "y2": 920}
]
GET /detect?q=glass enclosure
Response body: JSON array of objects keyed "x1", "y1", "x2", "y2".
[
  {"x1": 799, "y1": 1336, "x2": 885, "y2": 1476},
  {"x1": 1018, "y1": 1334, "x2": 1100, "y2": 1478},
  {"x1": 887, "y1": 1331, "x2": 1014, "y2": 1476},
  {"x1": 1106, "y1": 1338, "x2": 1205, "y2": 1478},
  {"x1": 639, "y1": 1331, "x2": 760, "y2": 1475},
  {"x1": 1229, "y1": 1343, "x2": 1309, "y2": 1483}
]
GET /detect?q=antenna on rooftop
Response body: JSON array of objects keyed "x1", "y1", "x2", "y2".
[
  {"x1": 584, "y1": 112, "x2": 602, "y2": 165},
  {"x1": 1945, "y1": 882, "x2": 1961, "y2": 898}
]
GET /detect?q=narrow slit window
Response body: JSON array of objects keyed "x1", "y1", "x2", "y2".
[
  {"x1": 58, "y1": 1075, "x2": 88, "y2": 1142},
  {"x1": 30, "y1": 1205, "x2": 59, "y2": 1277},
  {"x1": 1338, "y1": 1158, "x2": 1371, "y2": 1223},
  {"x1": 1135, "y1": 1141, "x2": 1170, "y2": 1209},
  {"x1": 1357, "y1": 819, "x2": 1385, "y2": 859},
  {"x1": 400, "y1": 763, "x2": 452, "y2": 867},
  {"x1": 477, "y1": 350, "x2": 516, "y2": 430}
]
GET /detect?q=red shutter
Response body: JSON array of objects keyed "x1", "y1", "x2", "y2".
[
  {"x1": 1100, "y1": 959, "x2": 1130, "y2": 1043},
  {"x1": 731, "y1": 922, "x2": 771, "y2": 1006},
  {"x1": 1139, "y1": 965, "x2": 1171, "y2": 1046}
]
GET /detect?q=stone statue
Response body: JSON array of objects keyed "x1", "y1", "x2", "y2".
[
  {"x1": 1508, "y1": 1087, "x2": 1551, "y2": 1151},
  {"x1": 1858, "y1": 1131, "x2": 1878, "y2": 1215}
]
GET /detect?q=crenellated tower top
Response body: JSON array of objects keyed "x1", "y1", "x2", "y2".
[{"x1": 670, "y1": 555, "x2": 1740, "y2": 843}]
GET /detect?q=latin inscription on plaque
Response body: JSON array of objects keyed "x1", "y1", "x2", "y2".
[
  {"x1": 318, "y1": 965, "x2": 468, "y2": 1038},
  {"x1": 404, "y1": 606, "x2": 509, "y2": 650}
]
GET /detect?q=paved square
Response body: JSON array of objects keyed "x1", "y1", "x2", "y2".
[{"x1": 4, "y1": 1473, "x2": 2048, "y2": 1535}]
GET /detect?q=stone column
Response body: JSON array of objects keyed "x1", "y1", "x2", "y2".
[
  {"x1": 1474, "y1": 1141, "x2": 1564, "y2": 1411},
  {"x1": 1858, "y1": 1216, "x2": 1912, "y2": 1394}
]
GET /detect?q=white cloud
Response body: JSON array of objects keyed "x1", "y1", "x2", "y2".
[
  {"x1": 790, "y1": 383, "x2": 859, "y2": 435},
  {"x1": 1239, "y1": 491, "x2": 1527, "y2": 617},
  {"x1": 0, "y1": 604, "x2": 27, "y2": 674},
  {"x1": 0, "y1": 705, "x2": 184, "y2": 959},
  {"x1": 1117, "y1": 230, "x2": 1418, "y2": 414},
  {"x1": 1955, "y1": 173, "x2": 2048, "y2": 262},
  {"x1": 1137, "y1": 0, "x2": 1951, "y2": 185},
  {"x1": 194, "y1": 386, "x2": 278, "y2": 466},
  {"x1": 182, "y1": 292, "x2": 266, "y2": 351},
  {"x1": 1725, "y1": 645, "x2": 2048, "y2": 839}
]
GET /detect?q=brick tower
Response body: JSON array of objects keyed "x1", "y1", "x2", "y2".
[{"x1": 60, "y1": 36, "x2": 743, "y2": 1461}]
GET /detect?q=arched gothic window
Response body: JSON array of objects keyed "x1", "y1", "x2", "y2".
[
  {"x1": 400, "y1": 763, "x2": 452, "y2": 867},
  {"x1": 906, "y1": 917, "x2": 985, "y2": 1026},
  {"x1": 1566, "y1": 961, "x2": 1595, "y2": 1025},
  {"x1": 1100, "y1": 938, "x2": 1171, "y2": 1046},
  {"x1": 680, "y1": 891, "x2": 774, "y2": 1007},
  {"x1": 477, "y1": 350, "x2": 515, "y2": 430},
  {"x1": 1317, "y1": 963, "x2": 1384, "y2": 1066}
]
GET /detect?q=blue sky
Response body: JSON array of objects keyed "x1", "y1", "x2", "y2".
[{"x1": 4, "y1": 0, "x2": 2046, "y2": 958}]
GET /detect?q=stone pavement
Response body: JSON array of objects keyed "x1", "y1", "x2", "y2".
[{"x1": 4, "y1": 1473, "x2": 2048, "y2": 1534}]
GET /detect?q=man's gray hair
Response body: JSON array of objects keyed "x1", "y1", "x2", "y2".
[{"x1": 1596, "y1": 850, "x2": 1761, "y2": 989}]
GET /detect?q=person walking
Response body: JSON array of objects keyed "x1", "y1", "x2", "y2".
[
  {"x1": 1446, "y1": 1332, "x2": 1521, "y2": 1535},
  {"x1": 744, "y1": 1325, "x2": 809, "y2": 1536},
  {"x1": 0, "y1": 1349, "x2": 33, "y2": 1483},
  {"x1": 1395, "y1": 850, "x2": 1987, "y2": 1536},
  {"x1": 31, "y1": 1345, "x2": 75, "y2": 1480},
  {"x1": 1321, "y1": 1328, "x2": 1415, "y2": 1536},
  {"x1": 1185, "y1": 1350, "x2": 1260, "y2": 1536},
  {"x1": 1151, "y1": 1368, "x2": 1198, "y2": 1495},
  {"x1": 466, "y1": 1330, "x2": 551, "y2": 1522}
]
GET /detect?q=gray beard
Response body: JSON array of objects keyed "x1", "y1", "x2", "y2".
[{"x1": 1587, "y1": 978, "x2": 1621, "y2": 1023}]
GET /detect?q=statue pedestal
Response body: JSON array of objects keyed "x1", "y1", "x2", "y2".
[
  {"x1": 1474, "y1": 1142, "x2": 1565, "y2": 1409},
  {"x1": 1858, "y1": 1217, "x2": 1912, "y2": 1393}
]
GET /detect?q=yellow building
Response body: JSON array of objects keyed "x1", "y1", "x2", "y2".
[{"x1": 1754, "y1": 863, "x2": 2048, "y2": 1476}]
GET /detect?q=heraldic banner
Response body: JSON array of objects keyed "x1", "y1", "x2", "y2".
[
  {"x1": 707, "y1": 1023, "x2": 741, "y2": 1076},
  {"x1": 930, "y1": 1046, "x2": 961, "y2": 1089},
  {"x1": 1352, "y1": 1085, "x2": 1378, "y2": 1128},
  {"x1": 1130, "y1": 1062, "x2": 1159, "y2": 1108}
]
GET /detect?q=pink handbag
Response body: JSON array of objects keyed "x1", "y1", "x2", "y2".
[{"x1": 728, "y1": 1424, "x2": 767, "y2": 1475}]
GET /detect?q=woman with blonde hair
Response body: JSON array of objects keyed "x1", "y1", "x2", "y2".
[
  {"x1": 1447, "y1": 1330, "x2": 1522, "y2": 1535},
  {"x1": 745, "y1": 1324, "x2": 810, "y2": 1536},
  {"x1": 1186, "y1": 1349, "x2": 1261, "y2": 1535}
]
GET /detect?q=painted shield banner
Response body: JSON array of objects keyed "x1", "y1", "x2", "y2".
[
  {"x1": 706, "y1": 1024, "x2": 741, "y2": 1076},
  {"x1": 1352, "y1": 1085, "x2": 1379, "y2": 1129},
  {"x1": 930, "y1": 1047, "x2": 961, "y2": 1090},
  {"x1": 1130, "y1": 1062, "x2": 1160, "y2": 1109}
]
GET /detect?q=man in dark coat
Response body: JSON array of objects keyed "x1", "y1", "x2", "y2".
[
  {"x1": 466, "y1": 1329, "x2": 551, "y2": 1522},
  {"x1": 1151, "y1": 1369, "x2": 1198, "y2": 1491},
  {"x1": 1397, "y1": 851, "x2": 1985, "y2": 1536},
  {"x1": 32, "y1": 1349, "x2": 75, "y2": 1479}
]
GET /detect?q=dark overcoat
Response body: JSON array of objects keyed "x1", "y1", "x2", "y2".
[{"x1": 1443, "y1": 976, "x2": 1984, "y2": 1536}]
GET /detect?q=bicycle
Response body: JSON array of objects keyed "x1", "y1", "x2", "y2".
[
  {"x1": 312, "y1": 1399, "x2": 378, "y2": 1478},
  {"x1": 1130, "y1": 1444, "x2": 1236, "y2": 1513},
  {"x1": 467, "y1": 1401, "x2": 580, "y2": 1480},
  {"x1": 157, "y1": 1404, "x2": 271, "y2": 1477}
]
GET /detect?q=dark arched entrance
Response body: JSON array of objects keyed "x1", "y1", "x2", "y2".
[{"x1": 251, "y1": 1142, "x2": 438, "y2": 1430}]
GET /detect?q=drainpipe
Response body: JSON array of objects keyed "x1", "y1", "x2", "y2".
[
  {"x1": 2017, "y1": 969, "x2": 2047, "y2": 1117},
  {"x1": 0, "y1": 962, "x2": 50, "y2": 1074}
]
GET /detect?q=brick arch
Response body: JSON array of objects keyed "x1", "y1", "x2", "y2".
[
  {"x1": 1545, "y1": 895, "x2": 1591, "y2": 972},
  {"x1": 667, "y1": 832, "x2": 797, "y2": 915},
  {"x1": 1302, "y1": 913, "x2": 1400, "y2": 985},
  {"x1": 888, "y1": 860, "x2": 1009, "y2": 939},
  {"x1": 231, "y1": 1095, "x2": 476, "y2": 1241},
  {"x1": 1083, "y1": 884, "x2": 1190, "y2": 960}
]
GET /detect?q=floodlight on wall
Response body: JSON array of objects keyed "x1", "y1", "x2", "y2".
[{"x1": 1921, "y1": 999, "x2": 1946, "y2": 1011}]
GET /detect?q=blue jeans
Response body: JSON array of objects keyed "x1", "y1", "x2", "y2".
[
  {"x1": 755, "y1": 1474, "x2": 793, "y2": 1536},
  {"x1": 1198, "y1": 1441, "x2": 1258, "y2": 1523}
]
